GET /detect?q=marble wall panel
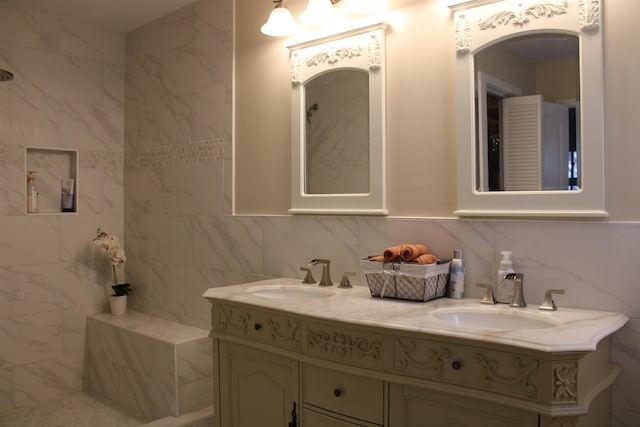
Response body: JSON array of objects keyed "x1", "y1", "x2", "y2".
[
  {"x1": 84, "y1": 351, "x2": 176, "y2": 420},
  {"x1": 58, "y1": 20, "x2": 125, "y2": 66},
  {"x1": 0, "y1": 310, "x2": 63, "y2": 369},
  {"x1": 0, "y1": 164, "x2": 22, "y2": 216},
  {"x1": 161, "y1": 163, "x2": 223, "y2": 215},
  {"x1": 11, "y1": 357, "x2": 80, "y2": 409},
  {"x1": 192, "y1": 215, "x2": 263, "y2": 272},
  {"x1": 0, "y1": 2, "x2": 60, "y2": 51},
  {"x1": 161, "y1": 265, "x2": 223, "y2": 328},
  {"x1": 124, "y1": 168, "x2": 162, "y2": 216},
  {"x1": 9, "y1": 263, "x2": 104, "y2": 317},
  {"x1": 0, "y1": 0, "x2": 125, "y2": 414},
  {"x1": 0, "y1": 268, "x2": 10, "y2": 318},
  {"x1": 493, "y1": 221, "x2": 640, "y2": 313},
  {"x1": 0, "y1": 368, "x2": 11, "y2": 412},
  {"x1": 0, "y1": 216, "x2": 61, "y2": 267}
]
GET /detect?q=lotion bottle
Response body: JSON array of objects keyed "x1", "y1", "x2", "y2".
[
  {"x1": 27, "y1": 171, "x2": 38, "y2": 213},
  {"x1": 496, "y1": 251, "x2": 515, "y2": 303},
  {"x1": 449, "y1": 249, "x2": 465, "y2": 299}
]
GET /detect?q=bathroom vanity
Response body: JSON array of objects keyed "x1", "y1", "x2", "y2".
[{"x1": 204, "y1": 278, "x2": 627, "y2": 426}]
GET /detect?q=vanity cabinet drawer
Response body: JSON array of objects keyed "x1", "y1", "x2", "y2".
[
  {"x1": 391, "y1": 337, "x2": 541, "y2": 401},
  {"x1": 303, "y1": 364, "x2": 384, "y2": 425},
  {"x1": 303, "y1": 322, "x2": 383, "y2": 370},
  {"x1": 210, "y1": 303, "x2": 300, "y2": 351}
]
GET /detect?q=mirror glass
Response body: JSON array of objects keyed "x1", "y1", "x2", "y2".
[
  {"x1": 305, "y1": 69, "x2": 370, "y2": 194},
  {"x1": 475, "y1": 34, "x2": 580, "y2": 192}
]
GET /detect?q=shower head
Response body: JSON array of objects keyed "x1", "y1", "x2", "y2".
[{"x1": 0, "y1": 69, "x2": 14, "y2": 82}]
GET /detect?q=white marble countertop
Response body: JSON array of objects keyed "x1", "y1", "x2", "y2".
[{"x1": 203, "y1": 278, "x2": 628, "y2": 353}]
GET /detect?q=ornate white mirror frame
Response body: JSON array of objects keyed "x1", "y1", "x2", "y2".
[
  {"x1": 451, "y1": 0, "x2": 607, "y2": 217},
  {"x1": 287, "y1": 21, "x2": 388, "y2": 215}
]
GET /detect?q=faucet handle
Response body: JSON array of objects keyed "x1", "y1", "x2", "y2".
[
  {"x1": 539, "y1": 289, "x2": 565, "y2": 311},
  {"x1": 300, "y1": 267, "x2": 316, "y2": 284},
  {"x1": 338, "y1": 272, "x2": 355, "y2": 289},
  {"x1": 476, "y1": 283, "x2": 496, "y2": 304},
  {"x1": 504, "y1": 273, "x2": 526, "y2": 308}
]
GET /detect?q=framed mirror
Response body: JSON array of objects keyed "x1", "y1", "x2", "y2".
[
  {"x1": 451, "y1": 0, "x2": 607, "y2": 217},
  {"x1": 287, "y1": 22, "x2": 388, "y2": 215}
]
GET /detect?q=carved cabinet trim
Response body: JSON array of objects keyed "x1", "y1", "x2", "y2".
[
  {"x1": 211, "y1": 304, "x2": 301, "y2": 350},
  {"x1": 391, "y1": 336, "x2": 541, "y2": 401}
]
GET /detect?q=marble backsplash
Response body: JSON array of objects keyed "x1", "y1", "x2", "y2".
[{"x1": 123, "y1": 212, "x2": 640, "y2": 425}]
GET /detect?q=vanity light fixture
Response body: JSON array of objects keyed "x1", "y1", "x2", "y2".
[
  {"x1": 261, "y1": 0, "x2": 301, "y2": 37},
  {"x1": 299, "y1": 0, "x2": 341, "y2": 26},
  {"x1": 444, "y1": 0, "x2": 501, "y2": 11},
  {"x1": 262, "y1": 0, "x2": 388, "y2": 37},
  {"x1": 341, "y1": 0, "x2": 388, "y2": 14}
]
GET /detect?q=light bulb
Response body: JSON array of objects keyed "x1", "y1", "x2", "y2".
[
  {"x1": 261, "y1": 5, "x2": 301, "y2": 37},
  {"x1": 341, "y1": 0, "x2": 388, "y2": 14},
  {"x1": 299, "y1": 0, "x2": 341, "y2": 26}
]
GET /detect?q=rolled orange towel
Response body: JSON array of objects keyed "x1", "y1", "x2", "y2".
[
  {"x1": 368, "y1": 255, "x2": 385, "y2": 262},
  {"x1": 412, "y1": 253, "x2": 438, "y2": 264},
  {"x1": 383, "y1": 244, "x2": 408, "y2": 262},
  {"x1": 400, "y1": 244, "x2": 428, "y2": 261}
]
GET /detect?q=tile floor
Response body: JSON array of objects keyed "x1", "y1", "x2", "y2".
[{"x1": 0, "y1": 392, "x2": 149, "y2": 427}]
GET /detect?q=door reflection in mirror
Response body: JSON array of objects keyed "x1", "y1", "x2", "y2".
[
  {"x1": 304, "y1": 69, "x2": 370, "y2": 195},
  {"x1": 475, "y1": 33, "x2": 580, "y2": 192}
]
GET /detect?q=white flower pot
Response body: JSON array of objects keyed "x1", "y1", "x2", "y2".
[{"x1": 109, "y1": 295, "x2": 127, "y2": 315}]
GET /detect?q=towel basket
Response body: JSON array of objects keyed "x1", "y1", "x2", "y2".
[{"x1": 362, "y1": 258, "x2": 450, "y2": 302}]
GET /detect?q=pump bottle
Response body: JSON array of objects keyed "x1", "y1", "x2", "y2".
[
  {"x1": 496, "y1": 251, "x2": 515, "y2": 303},
  {"x1": 27, "y1": 171, "x2": 39, "y2": 213}
]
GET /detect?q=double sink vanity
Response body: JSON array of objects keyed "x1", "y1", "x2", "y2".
[
  {"x1": 208, "y1": 0, "x2": 621, "y2": 424},
  {"x1": 204, "y1": 278, "x2": 627, "y2": 426}
]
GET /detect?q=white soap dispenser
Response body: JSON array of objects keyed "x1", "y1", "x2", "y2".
[
  {"x1": 27, "y1": 171, "x2": 39, "y2": 213},
  {"x1": 496, "y1": 251, "x2": 515, "y2": 303}
]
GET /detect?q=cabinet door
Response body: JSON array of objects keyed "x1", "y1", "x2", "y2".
[
  {"x1": 218, "y1": 341, "x2": 299, "y2": 427},
  {"x1": 389, "y1": 384, "x2": 538, "y2": 427}
]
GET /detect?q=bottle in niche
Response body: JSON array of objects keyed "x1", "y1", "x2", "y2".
[
  {"x1": 449, "y1": 249, "x2": 465, "y2": 299},
  {"x1": 26, "y1": 171, "x2": 39, "y2": 213}
]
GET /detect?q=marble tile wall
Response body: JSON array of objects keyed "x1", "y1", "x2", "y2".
[
  {"x1": 0, "y1": 0, "x2": 125, "y2": 414},
  {"x1": 123, "y1": 0, "x2": 238, "y2": 327}
]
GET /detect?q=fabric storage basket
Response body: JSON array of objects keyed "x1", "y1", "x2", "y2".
[
  {"x1": 394, "y1": 261, "x2": 450, "y2": 301},
  {"x1": 362, "y1": 258, "x2": 397, "y2": 298}
]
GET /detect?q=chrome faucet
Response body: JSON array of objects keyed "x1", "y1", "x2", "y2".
[
  {"x1": 308, "y1": 259, "x2": 333, "y2": 287},
  {"x1": 504, "y1": 273, "x2": 526, "y2": 308}
]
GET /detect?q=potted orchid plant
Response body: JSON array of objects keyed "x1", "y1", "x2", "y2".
[{"x1": 92, "y1": 228, "x2": 131, "y2": 315}]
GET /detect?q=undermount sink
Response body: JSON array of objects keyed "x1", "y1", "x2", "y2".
[
  {"x1": 247, "y1": 284, "x2": 335, "y2": 300},
  {"x1": 433, "y1": 309, "x2": 557, "y2": 330}
]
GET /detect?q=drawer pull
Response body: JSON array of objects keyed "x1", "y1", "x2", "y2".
[
  {"x1": 333, "y1": 388, "x2": 342, "y2": 397},
  {"x1": 452, "y1": 360, "x2": 462, "y2": 370},
  {"x1": 254, "y1": 323, "x2": 262, "y2": 331}
]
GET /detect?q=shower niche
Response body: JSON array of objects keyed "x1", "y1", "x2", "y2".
[{"x1": 25, "y1": 147, "x2": 78, "y2": 214}]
